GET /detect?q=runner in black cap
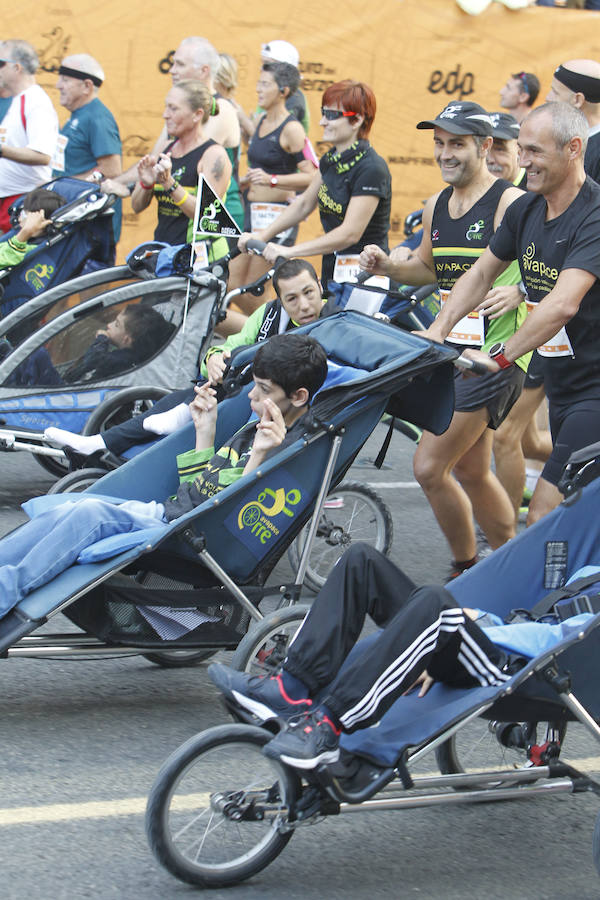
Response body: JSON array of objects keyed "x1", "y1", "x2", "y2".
[{"x1": 360, "y1": 100, "x2": 528, "y2": 578}]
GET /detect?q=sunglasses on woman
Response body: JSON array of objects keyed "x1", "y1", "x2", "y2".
[{"x1": 321, "y1": 108, "x2": 356, "y2": 120}]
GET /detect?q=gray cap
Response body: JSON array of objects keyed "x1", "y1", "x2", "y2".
[
  {"x1": 417, "y1": 101, "x2": 493, "y2": 137},
  {"x1": 489, "y1": 112, "x2": 520, "y2": 140}
]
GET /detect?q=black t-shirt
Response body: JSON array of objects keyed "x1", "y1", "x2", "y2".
[
  {"x1": 490, "y1": 177, "x2": 600, "y2": 405},
  {"x1": 585, "y1": 131, "x2": 600, "y2": 186},
  {"x1": 318, "y1": 141, "x2": 391, "y2": 283}
]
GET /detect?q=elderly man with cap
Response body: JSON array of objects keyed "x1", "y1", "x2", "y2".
[
  {"x1": 500, "y1": 71, "x2": 540, "y2": 124},
  {"x1": 0, "y1": 39, "x2": 58, "y2": 233},
  {"x1": 53, "y1": 54, "x2": 122, "y2": 242},
  {"x1": 547, "y1": 59, "x2": 600, "y2": 184},
  {"x1": 360, "y1": 100, "x2": 528, "y2": 578}
]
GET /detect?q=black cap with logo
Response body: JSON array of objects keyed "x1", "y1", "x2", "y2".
[
  {"x1": 417, "y1": 101, "x2": 493, "y2": 137},
  {"x1": 488, "y1": 112, "x2": 520, "y2": 141}
]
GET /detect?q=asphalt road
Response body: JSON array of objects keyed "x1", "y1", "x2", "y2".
[{"x1": 1, "y1": 426, "x2": 599, "y2": 899}]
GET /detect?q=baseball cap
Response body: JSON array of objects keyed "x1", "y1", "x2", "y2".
[
  {"x1": 417, "y1": 101, "x2": 493, "y2": 136},
  {"x1": 261, "y1": 40, "x2": 299, "y2": 67},
  {"x1": 488, "y1": 112, "x2": 520, "y2": 140}
]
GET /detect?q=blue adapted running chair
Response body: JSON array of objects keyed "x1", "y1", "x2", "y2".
[
  {"x1": 0, "y1": 312, "x2": 457, "y2": 662},
  {"x1": 341, "y1": 471, "x2": 600, "y2": 772}
]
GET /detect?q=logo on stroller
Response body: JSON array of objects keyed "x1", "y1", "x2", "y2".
[
  {"x1": 25, "y1": 263, "x2": 55, "y2": 292},
  {"x1": 226, "y1": 472, "x2": 308, "y2": 557}
]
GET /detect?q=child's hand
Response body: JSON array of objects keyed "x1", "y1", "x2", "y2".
[
  {"x1": 206, "y1": 350, "x2": 230, "y2": 385},
  {"x1": 16, "y1": 210, "x2": 51, "y2": 242},
  {"x1": 190, "y1": 382, "x2": 218, "y2": 449},
  {"x1": 252, "y1": 399, "x2": 287, "y2": 453}
]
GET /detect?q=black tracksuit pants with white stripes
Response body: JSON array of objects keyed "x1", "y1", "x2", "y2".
[{"x1": 284, "y1": 543, "x2": 508, "y2": 733}]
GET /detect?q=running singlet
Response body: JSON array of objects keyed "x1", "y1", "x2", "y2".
[
  {"x1": 153, "y1": 139, "x2": 228, "y2": 261},
  {"x1": 432, "y1": 179, "x2": 529, "y2": 369},
  {"x1": 247, "y1": 114, "x2": 303, "y2": 175},
  {"x1": 317, "y1": 140, "x2": 391, "y2": 284},
  {"x1": 490, "y1": 177, "x2": 600, "y2": 404}
]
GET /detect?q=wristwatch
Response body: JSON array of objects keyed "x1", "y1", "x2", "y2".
[
  {"x1": 163, "y1": 180, "x2": 179, "y2": 196},
  {"x1": 270, "y1": 175, "x2": 278, "y2": 187},
  {"x1": 488, "y1": 342, "x2": 512, "y2": 369}
]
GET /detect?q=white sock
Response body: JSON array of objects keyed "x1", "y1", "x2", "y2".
[
  {"x1": 44, "y1": 427, "x2": 106, "y2": 454},
  {"x1": 143, "y1": 402, "x2": 191, "y2": 435}
]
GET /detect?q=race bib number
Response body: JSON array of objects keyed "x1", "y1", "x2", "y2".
[
  {"x1": 332, "y1": 254, "x2": 389, "y2": 289},
  {"x1": 440, "y1": 289, "x2": 484, "y2": 346},
  {"x1": 51, "y1": 134, "x2": 68, "y2": 173},
  {"x1": 525, "y1": 300, "x2": 574, "y2": 357},
  {"x1": 537, "y1": 326, "x2": 574, "y2": 358},
  {"x1": 191, "y1": 241, "x2": 209, "y2": 272},
  {"x1": 250, "y1": 202, "x2": 293, "y2": 242},
  {"x1": 0, "y1": 126, "x2": 6, "y2": 147}
]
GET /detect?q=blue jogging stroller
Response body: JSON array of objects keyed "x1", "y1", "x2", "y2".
[
  {"x1": 143, "y1": 439, "x2": 600, "y2": 888},
  {"x1": 0, "y1": 312, "x2": 456, "y2": 669},
  {"x1": 0, "y1": 176, "x2": 116, "y2": 317}
]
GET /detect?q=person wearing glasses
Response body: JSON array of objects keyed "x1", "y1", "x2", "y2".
[
  {"x1": 229, "y1": 60, "x2": 316, "y2": 305},
  {"x1": 0, "y1": 39, "x2": 58, "y2": 233},
  {"x1": 499, "y1": 71, "x2": 540, "y2": 124},
  {"x1": 238, "y1": 80, "x2": 391, "y2": 288}
]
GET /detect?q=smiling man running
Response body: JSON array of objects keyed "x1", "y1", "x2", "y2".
[{"x1": 360, "y1": 100, "x2": 528, "y2": 578}]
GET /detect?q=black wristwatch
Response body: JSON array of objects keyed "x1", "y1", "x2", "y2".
[
  {"x1": 163, "y1": 180, "x2": 178, "y2": 196},
  {"x1": 488, "y1": 342, "x2": 512, "y2": 369}
]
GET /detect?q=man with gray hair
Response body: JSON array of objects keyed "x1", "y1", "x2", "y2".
[
  {"x1": 416, "y1": 102, "x2": 600, "y2": 527},
  {"x1": 108, "y1": 36, "x2": 242, "y2": 230},
  {"x1": 547, "y1": 58, "x2": 600, "y2": 184},
  {"x1": 53, "y1": 53, "x2": 122, "y2": 240},
  {"x1": 0, "y1": 39, "x2": 58, "y2": 232}
]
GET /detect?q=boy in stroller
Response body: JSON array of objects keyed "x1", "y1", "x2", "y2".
[
  {"x1": 209, "y1": 542, "x2": 593, "y2": 770},
  {"x1": 0, "y1": 187, "x2": 64, "y2": 268},
  {"x1": 43, "y1": 259, "x2": 338, "y2": 456},
  {"x1": 0, "y1": 333, "x2": 327, "y2": 615}
]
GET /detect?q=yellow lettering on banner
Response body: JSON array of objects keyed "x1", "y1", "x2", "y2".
[{"x1": 4, "y1": 1, "x2": 595, "y2": 263}]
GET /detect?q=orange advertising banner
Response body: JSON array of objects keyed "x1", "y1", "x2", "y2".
[{"x1": 2, "y1": 1, "x2": 598, "y2": 261}]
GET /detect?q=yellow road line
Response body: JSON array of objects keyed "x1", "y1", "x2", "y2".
[
  {"x1": 0, "y1": 793, "x2": 209, "y2": 826},
  {"x1": 2, "y1": 758, "x2": 600, "y2": 827}
]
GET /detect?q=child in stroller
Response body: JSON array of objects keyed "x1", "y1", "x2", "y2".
[
  {"x1": 7, "y1": 303, "x2": 174, "y2": 388},
  {"x1": 0, "y1": 188, "x2": 65, "y2": 269},
  {"x1": 0, "y1": 333, "x2": 327, "y2": 615}
]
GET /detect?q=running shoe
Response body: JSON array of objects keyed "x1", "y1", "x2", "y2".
[
  {"x1": 263, "y1": 708, "x2": 341, "y2": 769},
  {"x1": 446, "y1": 555, "x2": 479, "y2": 581},
  {"x1": 207, "y1": 663, "x2": 312, "y2": 723}
]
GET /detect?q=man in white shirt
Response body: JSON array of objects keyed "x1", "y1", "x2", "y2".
[{"x1": 0, "y1": 39, "x2": 58, "y2": 232}]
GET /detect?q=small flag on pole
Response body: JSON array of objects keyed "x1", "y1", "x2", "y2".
[{"x1": 195, "y1": 175, "x2": 241, "y2": 238}]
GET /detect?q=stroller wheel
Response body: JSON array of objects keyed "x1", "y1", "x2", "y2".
[
  {"x1": 435, "y1": 719, "x2": 568, "y2": 789},
  {"x1": 142, "y1": 649, "x2": 215, "y2": 668},
  {"x1": 231, "y1": 605, "x2": 311, "y2": 676},
  {"x1": 288, "y1": 482, "x2": 393, "y2": 592},
  {"x1": 146, "y1": 723, "x2": 298, "y2": 887},
  {"x1": 83, "y1": 385, "x2": 169, "y2": 435},
  {"x1": 35, "y1": 452, "x2": 71, "y2": 479},
  {"x1": 47, "y1": 467, "x2": 108, "y2": 494}
]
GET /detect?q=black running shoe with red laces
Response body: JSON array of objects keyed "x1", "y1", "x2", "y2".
[
  {"x1": 263, "y1": 708, "x2": 341, "y2": 769},
  {"x1": 208, "y1": 663, "x2": 312, "y2": 723}
]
